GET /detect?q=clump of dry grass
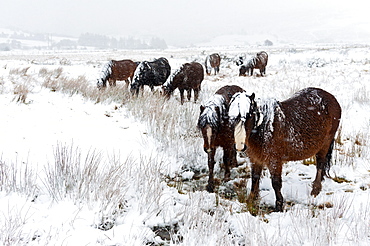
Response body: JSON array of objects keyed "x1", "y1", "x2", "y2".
[
  {"x1": 9, "y1": 67, "x2": 30, "y2": 76},
  {"x1": 12, "y1": 83, "x2": 31, "y2": 103}
]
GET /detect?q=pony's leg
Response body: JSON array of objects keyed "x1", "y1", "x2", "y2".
[
  {"x1": 223, "y1": 147, "x2": 237, "y2": 181},
  {"x1": 194, "y1": 89, "x2": 200, "y2": 103},
  {"x1": 268, "y1": 163, "x2": 284, "y2": 212},
  {"x1": 109, "y1": 79, "x2": 116, "y2": 87},
  {"x1": 179, "y1": 89, "x2": 185, "y2": 105},
  {"x1": 186, "y1": 89, "x2": 192, "y2": 102},
  {"x1": 206, "y1": 150, "x2": 216, "y2": 192},
  {"x1": 250, "y1": 68, "x2": 254, "y2": 76},
  {"x1": 223, "y1": 148, "x2": 231, "y2": 182},
  {"x1": 311, "y1": 141, "x2": 334, "y2": 196},
  {"x1": 248, "y1": 163, "x2": 263, "y2": 201}
]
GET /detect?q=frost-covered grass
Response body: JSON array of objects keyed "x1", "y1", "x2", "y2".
[{"x1": 0, "y1": 44, "x2": 369, "y2": 245}]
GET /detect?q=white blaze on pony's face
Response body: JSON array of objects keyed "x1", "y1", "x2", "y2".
[
  {"x1": 229, "y1": 92, "x2": 253, "y2": 151},
  {"x1": 234, "y1": 120, "x2": 247, "y2": 151},
  {"x1": 205, "y1": 125, "x2": 213, "y2": 153}
]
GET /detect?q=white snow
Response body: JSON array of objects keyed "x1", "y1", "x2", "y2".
[{"x1": 0, "y1": 44, "x2": 369, "y2": 245}]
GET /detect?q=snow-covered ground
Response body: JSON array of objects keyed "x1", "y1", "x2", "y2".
[{"x1": 0, "y1": 44, "x2": 369, "y2": 245}]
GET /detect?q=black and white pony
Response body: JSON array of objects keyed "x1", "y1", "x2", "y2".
[
  {"x1": 130, "y1": 57, "x2": 171, "y2": 95},
  {"x1": 205, "y1": 53, "x2": 221, "y2": 75}
]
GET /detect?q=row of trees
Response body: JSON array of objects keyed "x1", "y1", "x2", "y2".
[
  {"x1": 0, "y1": 32, "x2": 168, "y2": 50},
  {"x1": 77, "y1": 33, "x2": 167, "y2": 49}
]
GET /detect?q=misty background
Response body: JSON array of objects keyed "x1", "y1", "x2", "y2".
[{"x1": 0, "y1": 0, "x2": 369, "y2": 49}]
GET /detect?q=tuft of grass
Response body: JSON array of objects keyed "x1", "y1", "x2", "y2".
[
  {"x1": 9, "y1": 67, "x2": 30, "y2": 76},
  {"x1": 13, "y1": 83, "x2": 31, "y2": 103}
]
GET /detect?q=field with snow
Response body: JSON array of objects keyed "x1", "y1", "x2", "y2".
[{"x1": 0, "y1": 44, "x2": 369, "y2": 245}]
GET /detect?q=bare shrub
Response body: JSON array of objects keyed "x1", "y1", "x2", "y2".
[
  {"x1": 9, "y1": 67, "x2": 30, "y2": 76},
  {"x1": 38, "y1": 67, "x2": 63, "y2": 79}
]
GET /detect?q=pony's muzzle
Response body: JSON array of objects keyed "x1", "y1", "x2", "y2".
[
  {"x1": 204, "y1": 147, "x2": 212, "y2": 153},
  {"x1": 235, "y1": 143, "x2": 247, "y2": 152}
]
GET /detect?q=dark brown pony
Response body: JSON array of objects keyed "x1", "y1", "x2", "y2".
[
  {"x1": 97, "y1": 59, "x2": 138, "y2": 88},
  {"x1": 162, "y1": 62, "x2": 204, "y2": 104},
  {"x1": 205, "y1": 53, "x2": 221, "y2": 75},
  {"x1": 229, "y1": 87, "x2": 341, "y2": 211},
  {"x1": 198, "y1": 85, "x2": 245, "y2": 192},
  {"x1": 239, "y1": 51, "x2": 268, "y2": 76}
]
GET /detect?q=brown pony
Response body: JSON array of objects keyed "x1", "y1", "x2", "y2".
[
  {"x1": 205, "y1": 53, "x2": 221, "y2": 75},
  {"x1": 239, "y1": 51, "x2": 268, "y2": 76},
  {"x1": 97, "y1": 59, "x2": 138, "y2": 88},
  {"x1": 229, "y1": 87, "x2": 341, "y2": 212},
  {"x1": 198, "y1": 85, "x2": 245, "y2": 192},
  {"x1": 162, "y1": 62, "x2": 204, "y2": 104}
]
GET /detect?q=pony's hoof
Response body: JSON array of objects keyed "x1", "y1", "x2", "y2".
[
  {"x1": 311, "y1": 183, "x2": 322, "y2": 197},
  {"x1": 206, "y1": 185, "x2": 214, "y2": 193},
  {"x1": 274, "y1": 201, "x2": 284, "y2": 212}
]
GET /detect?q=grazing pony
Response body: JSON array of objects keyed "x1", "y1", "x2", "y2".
[
  {"x1": 198, "y1": 85, "x2": 245, "y2": 192},
  {"x1": 162, "y1": 62, "x2": 204, "y2": 104},
  {"x1": 97, "y1": 59, "x2": 138, "y2": 88},
  {"x1": 229, "y1": 87, "x2": 341, "y2": 212},
  {"x1": 205, "y1": 53, "x2": 221, "y2": 75},
  {"x1": 130, "y1": 57, "x2": 171, "y2": 95},
  {"x1": 239, "y1": 51, "x2": 268, "y2": 76}
]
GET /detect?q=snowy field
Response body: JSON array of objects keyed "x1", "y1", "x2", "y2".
[{"x1": 0, "y1": 44, "x2": 369, "y2": 245}]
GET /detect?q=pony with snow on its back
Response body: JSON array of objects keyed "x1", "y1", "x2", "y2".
[
  {"x1": 198, "y1": 85, "x2": 245, "y2": 192},
  {"x1": 97, "y1": 59, "x2": 138, "y2": 89},
  {"x1": 205, "y1": 53, "x2": 221, "y2": 75},
  {"x1": 162, "y1": 62, "x2": 204, "y2": 104},
  {"x1": 229, "y1": 87, "x2": 342, "y2": 212},
  {"x1": 239, "y1": 51, "x2": 268, "y2": 76},
  {"x1": 130, "y1": 57, "x2": 171, "y2": 95}
]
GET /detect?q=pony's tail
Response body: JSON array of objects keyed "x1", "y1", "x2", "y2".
[{"x1": 324, "y1": 140, "x2": 335, "y2": 178}]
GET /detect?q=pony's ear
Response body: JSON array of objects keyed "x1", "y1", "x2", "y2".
[{"x1": 200, "y1": 105, "x2": 205, "y2": 113}]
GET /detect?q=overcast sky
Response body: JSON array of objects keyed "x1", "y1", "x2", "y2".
[{"x1": 1, "y1": 0, "x2": 368, "y2": 46}]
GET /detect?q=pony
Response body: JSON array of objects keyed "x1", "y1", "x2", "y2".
[
  {"x1": 130, "y1": 57, "x2": 171, "y2": 95},
  {"x1": 205, "y1": 53, "x2": 221, "y2": 75},
  {"x1": 229, "y1": 87, "x2": 341, "y2": 212},
  {"x1": 239, "y1": 51, "x2": 268, "y2": 76},
  {"x1": 198, "y1": 85, "x2": 246, "y2": 192},
  {"x1": 97, "y1": 59, "x2": 138, "y2": 88},
  {"x1": 162, "y1": 62, "x2": 204, "y2": 104}
]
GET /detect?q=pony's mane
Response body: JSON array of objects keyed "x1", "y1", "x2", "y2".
[
  {"x1": 132, "y1": 61, "x2": 146, "y2": 84},
  {"x1": 246, "y1": 57, "x2": 256, "y2": 68},
  {"x1": 99, "y1": 60, "x2": 113, "y2": 80},
  {"x1": 256, "y1": 98, "x2": 282, "y2": 139},
  {"x1": 229, "y1": 93, "x2": 285, "y2": 140},
  {"x1": 163, "y1": 64, "x2": 183, "y2": 88},
  {"x1": 198, "y1": 94, "x2": 226, "y2": 129},
  {"x1": 229, "y1": 92, "x2": 251, "y2": 125}
]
